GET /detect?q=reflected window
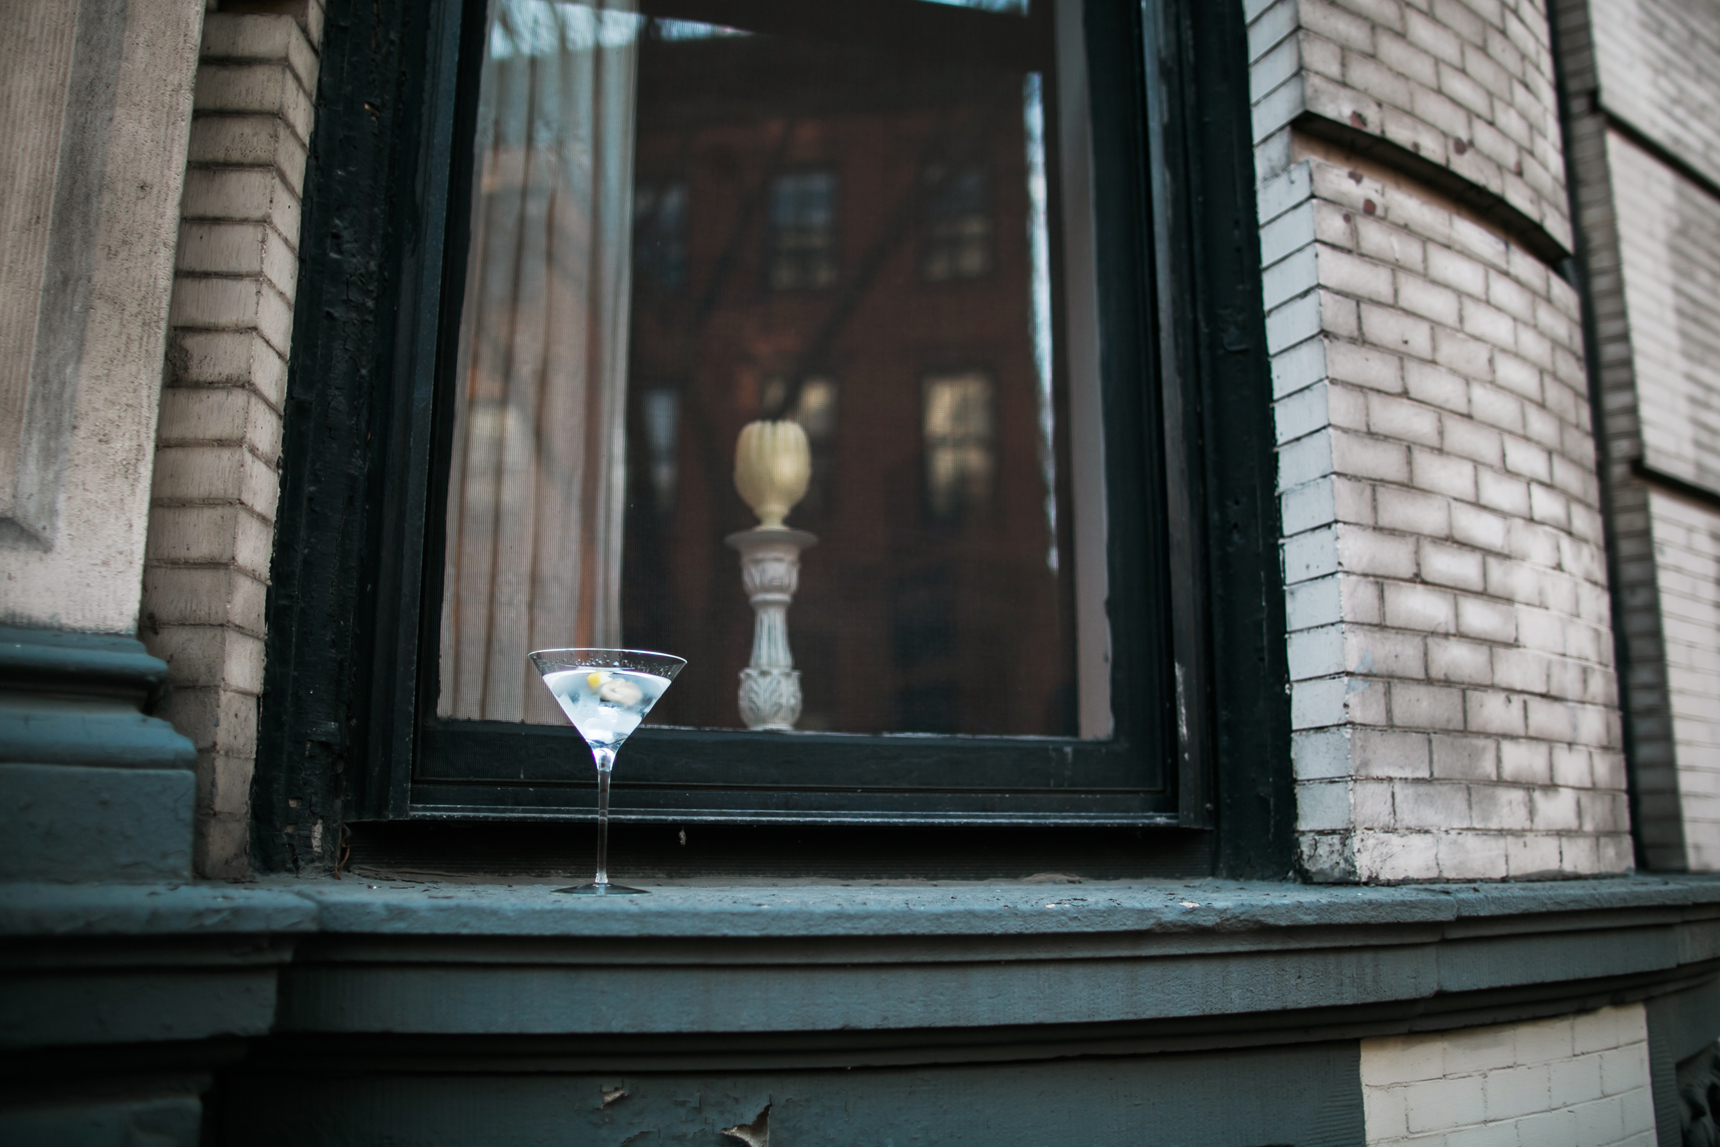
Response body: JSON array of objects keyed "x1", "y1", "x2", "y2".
[
  {"x1": 767, "y1": 171, "x2": 839, "y2": 291},
  {"x1": 794, "y1": 377, "x2": 839, "y2": 519},
  {"x1": 641, "y1": 387, "x2": 679, "y2": 514},
  {"x1": 921, "y1": 165, "x2": 993, "y2": 281},
  {"x1": 634, "y1": 181, "x2": 687, "y2": 291},
  {"x1": 922, "y1": 372, "x2": 997, "y2": 521}
]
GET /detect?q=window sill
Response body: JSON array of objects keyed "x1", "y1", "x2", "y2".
[{"x1": 5, "y1": 874, "x2": 1720, "y2": 1054}]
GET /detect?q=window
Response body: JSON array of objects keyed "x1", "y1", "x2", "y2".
[
  {"x1": 264, "y1": 0, "x2": 1287, "y2": 858},
  {"x1": 634, "y1": 181, "x2": 688, "y2": 292},
  {"x1": 921, "y1": 165, "x2": 994, "y2": 281},
  {"x1": 766, "y1": 171, "x2": 839, "y2": 292},
  {"x1": 922, "y1": 371, "x2": 996, "y2": 521}
]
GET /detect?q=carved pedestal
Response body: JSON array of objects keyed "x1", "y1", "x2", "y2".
[{"x1": 725, "y1": 527, "x2": 817, "y2": 731}]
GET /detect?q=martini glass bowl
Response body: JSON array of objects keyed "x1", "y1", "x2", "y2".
[{"x1": 528, "y1": 648, "x2": 686, "y2": 894}]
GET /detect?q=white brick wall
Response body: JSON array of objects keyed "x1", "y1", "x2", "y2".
[
  {"x1": 1247, "y1": 0, "x2": 1573, "y2": 253},
  {"x1": 1648, "y1": 490, "x2": 1720, "y2": 871},
  {"x1": 1558, "y1": 0, "x2": 1720, "y2": 872},
  {"x1": 1609, "y1": 130, "x2": 1720, "y2": 499},
  {"x1": 1261, "y1": 145, "x2": 1626, "y2": 881},
  {"x1": 142, "y1": 3, "x2": 324, "y2": 879},
  {"x1": 1592, "y1": 0, "x2": 1720, "y2": 191},
  {"x1": 1252, "y1": 0, "x2": 1626, "y2": 882},
  {"x1": 1362, "y1": 1005, "x2": 1657, "y2": 1145}
]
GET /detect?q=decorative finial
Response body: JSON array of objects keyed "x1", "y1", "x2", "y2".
[{"x1": 733, "y1": 420, "x2": 811, "y2": 529}]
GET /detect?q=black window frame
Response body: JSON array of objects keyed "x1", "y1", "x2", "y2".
[{"x1": 257, "y1": 0, "x2": 1293, "y2": 876}]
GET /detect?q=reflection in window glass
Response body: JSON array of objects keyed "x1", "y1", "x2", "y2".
[
  {"x1": 792, "y1": 377, "x2": 839, "y2": 519},
  {"x1": 921, "y1": 165, "x2": 993, "y2": 281},
  {"x1": 767, "y1": 171, "x2": 839, "y2": 291},
  {"x1": 641, "y1": 388, "x2": 679, "y2": 514},
  {"x1": 445, "y1": 0, "x2": 1092, "y2": 737},
  {"x1": 439, "y1": 0, "x2": 639, "y2": 724},
  {"x1": 923, "y1": 372, "x2": 997, "y2": 521},
  {"x1": 917, "y1": 0, "x2": 1031, "y2": 11},
  {"x1": 634, "y1": 181, "x2": 687, "y2": 291}
]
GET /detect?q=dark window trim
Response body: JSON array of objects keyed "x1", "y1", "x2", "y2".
[{"x1": 256, "y1": 0, "x2": 1290, "y2": 876}]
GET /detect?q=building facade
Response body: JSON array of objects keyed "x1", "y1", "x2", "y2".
[{"x1": 3, "y1": 0, "x2": 1720, "y2": 1142}]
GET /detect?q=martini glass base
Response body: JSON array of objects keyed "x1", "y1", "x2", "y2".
[{"x1": 555, "y1": 883, "x2": 649, "y2": 895}]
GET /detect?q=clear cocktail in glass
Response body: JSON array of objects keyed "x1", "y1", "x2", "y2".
[{"x1": 528, "y1": 648, "x2": 686, "y2": 895}]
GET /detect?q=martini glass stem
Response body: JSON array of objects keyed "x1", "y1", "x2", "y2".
[{"x1": 592, "y1": 746, "x2": 616, "y2": 889}]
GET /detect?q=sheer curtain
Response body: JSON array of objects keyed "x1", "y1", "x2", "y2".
[{"x1": 439, "y1": 0, "x2": 640, "y2": 723}]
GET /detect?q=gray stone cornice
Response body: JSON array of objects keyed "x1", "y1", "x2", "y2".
[{"x1": 5, "y1": 876, "x2": 1720, "y2": 1058}]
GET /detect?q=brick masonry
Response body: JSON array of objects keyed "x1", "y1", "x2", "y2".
[
  {"x1": 1361, "y1": 1004, "x2": 1657, "y2": 1144},
  {"x1": 1247, "y1": 0, "x2": 1573, "y2": 254},
  {"x1": 1590, "y1": 0, "x2": 1720, "y2": 191},
  {"x1": 1647, "y1": 490, "x2": 1720, "y2": 871},
  {"x1": 1608, "y1": 134, "x2": 1720, "y2": 497},
  {"x1": 1556, "y1": 0, "x2": 1720, "y2": 871},
  {"x1": 1252, "y1": 0, "x2": 1628, "y2": 880},
  {"x1": 141, "y1": 3, "x2": 324, "y2": 879}
]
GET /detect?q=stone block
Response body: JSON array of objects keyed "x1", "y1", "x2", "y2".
[
  {"x1": 1334, "y1": 526, "x2": 1417, "y2": 577},
  {"x1": 1432, "y1": 733, "x2": 1498, "y2": 779},
  {"x1": 1319, "y1": 243, "x2": 1396, "y2": 302},
  {"x1": 1467, "y1": 688, "x2": 1527, "y2": 735},
  {"x1": 1353, "y1": 727, "x2": 1432, "y2": 776},
  {"x1": 1361, "y1": 302, "x2": 1434, "y2": 359},
  {"x1": 1358, "y1": 216, "x2": 1426, "y2": 272},
  {"x1": 201, "y1": 11, "x2": 319, "y2": 94},
  {"x1": 1391, "y1": 681, "x2": 1466, "y2": 729},
  {"x1": 195, "y1": 61, "x2": 314, "y2": 146},
  {"x1": 1405, "y1": 1073, "x2": 1488, "y2": 1132},
  {"x1": 1427, "y1": 635, "x2": 1493, "y2": 683},
  {"x1": 1247, "y1": 0, "x2": 1299, "y2": 63},
  {"x1": 181, "y1": 167, "x2": 300, "y2": 238},
  {"x1": 1369, "y1": 392, "x2": 1444, "y2": 446},
  {"x1": 1468, "y1": 782, "x2": 1531, "y2": 830},
  {"x1": 1437, "y1": 828, "x2": 1509, "y2": 877},
  {"x1": 1384, "y1": 581, "x2": 1458, "y2": 633},
  {"x1": 1506, "y1": 831, "x2": 1564, "y2": 877},
  {"x1": 1451, "y1": 502, "x2": 1509, "y2": 552},
  {"x1": 0, "y1": 763, "x2": 193, "y2": 881},
  {"x1": 1327, "y1": 338, "x2": 1405, "y2": 392},
  {"x1": 187, "y1": 113, "x2": 309, "y2": 197}
]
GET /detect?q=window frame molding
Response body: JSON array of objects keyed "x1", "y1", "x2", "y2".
[{"x1": 255, "y1": 0, "x2": 1291, "y2": 874}]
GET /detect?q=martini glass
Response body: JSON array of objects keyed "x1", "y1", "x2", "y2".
[{"x1": 528, "y1": 648, "x2": 686, "y2": 895}]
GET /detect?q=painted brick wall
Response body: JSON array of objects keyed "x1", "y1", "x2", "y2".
[
  {"x1": 142, "y1": 3, "x2": 324, "y2": 878},
  {"x1": 1362, "y1": 1005, "x2": 1656, "y2": 1144},
  {"x1": 1247, "y1": 0, "x2": 1572, "y2": 254},
  {"x1": 1557, "y1": 0, "x2": 1720, "y2": 872},
  {"x1": 1251, "y1": 0, "x2": 1626, "y2": 881},
  {"x1": 1608, "y1": 132, "x2": 1720, "y2": 499},
  {"x1": 1647, "y1": 490, "x2": 1720, "y2": 872},
  {"x1": 1591, "y1": 0, "x2": 1720, "y2": 190}
]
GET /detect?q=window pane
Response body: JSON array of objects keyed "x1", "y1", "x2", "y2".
[{"x1": 442, "y1": 0, "x2": 1100, "y2": 738}]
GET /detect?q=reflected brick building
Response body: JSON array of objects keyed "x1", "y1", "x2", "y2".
[{"x1": 620, "y1": 25, "x2": 1078, "y2": 735}]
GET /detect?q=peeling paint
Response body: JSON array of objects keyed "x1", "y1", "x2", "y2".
[{"x1": 721, "y1": 1103, "x2": 770, "y2": 1147}]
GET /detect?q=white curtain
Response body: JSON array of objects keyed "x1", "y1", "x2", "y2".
[{"x1": 439, "y1": 0, "x2": 640, "y2": 723}]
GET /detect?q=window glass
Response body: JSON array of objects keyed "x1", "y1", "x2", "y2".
[
  {"x1": 634, "y1": 180, "x2": 688, "y2": 291},
  {"x1": 766, "y1": 171, "x2": 839, "y2": 291},
  {"x1": 923, "y1": 371, "x2": 997, "y2": 520},
  {"x1": 921, "y1": 165, "x2": 993, "y2": 281},
  {"x1": 441, "y1": 0, "x2": 1100, "y2": 738}
]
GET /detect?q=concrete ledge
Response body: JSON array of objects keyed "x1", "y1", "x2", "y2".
[
  {"x1": 3, "y1": 876, "x2": 1720, "y2": 1048},
  {"x1": 0, "y1": 765, "x2": 196, "y2": 881},
  {"x1": 0, "y1": 627, "x2": 174, "y2": 699}
]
